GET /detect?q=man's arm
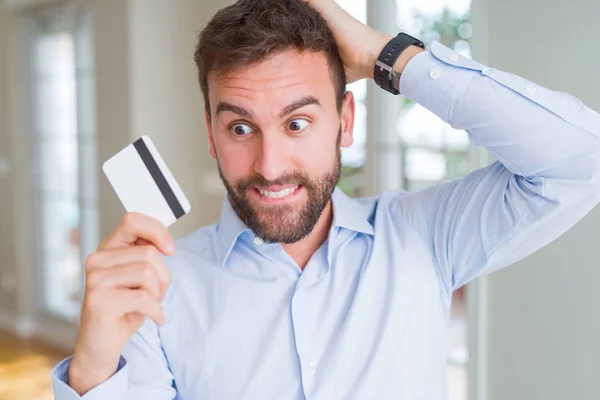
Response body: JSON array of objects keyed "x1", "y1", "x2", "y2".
[
  {"x1": 303, "y1": 0, "x2": 600, "y2": 301},
  {"x1": 51, "y1": 212, "x2": 177, "y2": 399},
  {"x1": 299, "y1": 0, "x2": 423, "y2": 84},
  {"x1": 391, "y1": 42, "x2": 600, "y2": 300},
  {"x1": 53, "y1": 318, "x2": 177, "y2": 399}
]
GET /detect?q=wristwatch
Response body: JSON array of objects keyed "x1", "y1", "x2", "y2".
[{"x1": 374, "y1": 32, "x2": 425, "y2": 95}]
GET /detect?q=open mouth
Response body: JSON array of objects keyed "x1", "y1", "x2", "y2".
[{"x1": 251, "y1": 184, "x2": 303, "y2": 203}]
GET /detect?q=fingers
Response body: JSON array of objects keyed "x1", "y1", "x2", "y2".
[
  {"x1": 85, "y1": 245, "x2": 171, "y2": 299},
  {"x1": 99, "y1": 212, "x2": 176, "y2": 256},
  {"x1": 117, "y1": 290, "x2": 165, "y2": 326},
  {"x1": 86, "y1": 262, "x2": 162, "y2": 301},
  {"x1": 135, "y1": 238, "x2": 152, "y2": 246},
  {"x1": 85, "y1": 260, "x2": 166, "y2": 326},
  {"x1": 87, "y1": 288, "x2": 165, "y2": 326},
  {"x1": 299, "y1": 0, "x2": 346, "y2": 18}
]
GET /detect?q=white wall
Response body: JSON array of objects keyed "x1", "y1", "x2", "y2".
[
  {"x1": 89, "y1": 0, "x2": 231, "y2": 242},
  {"x1": 0, "y1": 1, "x2": 37, "y2": 335},
  {"x1": 473, "y1": 0, "x2": 600, "y2": 399},
  {"x1": 90, "y1": 0, "x2": 231, "y2": 242},
  {"x1": 0, "y1": 3, "x2": 17, "y2": 318},
  {"x1": 127, "y1": 0, "x2": 229, "y2": 239}
]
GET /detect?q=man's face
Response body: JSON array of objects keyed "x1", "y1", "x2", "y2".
[{"x1": 205, "y1": 50, "x2": 354, "y2": 243}]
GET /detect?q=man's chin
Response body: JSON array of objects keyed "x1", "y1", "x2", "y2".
[
  {"x1": 254, "y1": 213, "x2": 301, "y2": 232},
  {"x1": 250, "y1": 210, "x2": 310, "y2": 244}
]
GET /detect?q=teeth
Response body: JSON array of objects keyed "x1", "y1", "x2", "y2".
[{"x1": 258, "y1": 185, "x2": 298, "y2": 199}]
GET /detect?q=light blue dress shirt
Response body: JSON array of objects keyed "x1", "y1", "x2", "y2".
[{"x1": 52, "y1": 40, "x2": 600, "y2": 399}]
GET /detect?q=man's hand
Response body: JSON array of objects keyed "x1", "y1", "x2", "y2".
[
  {"x1": 301, "y1": 0, "x2": 425, "y2": 85},
  {"x1": 69, "y1": 212, "x2": 175, "y2": 395},
  {"x1": 301, "y1": 0, "x2": 390, "y2": 83}
]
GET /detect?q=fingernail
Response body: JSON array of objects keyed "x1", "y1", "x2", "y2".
[{"x1": 165, "y1": 241, "x2": 176, "y2": 254}]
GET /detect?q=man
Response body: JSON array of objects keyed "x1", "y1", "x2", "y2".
[{"x1": 52, "y1": 0, "x2": 600, "y2": 398}]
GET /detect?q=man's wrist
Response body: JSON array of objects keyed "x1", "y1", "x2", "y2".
[
  {"x1": 69, "y1": 355, "x2": 119, "y2": 395},
  {"x1": 365, "y1": 34, "x2": 425, "y2": 84},
  {"x1": 392, "y1": 45, "x2": 426, "y2": 76},
  {"x1": 364, "y1": 33, "x2": 393, "y2": 81}
]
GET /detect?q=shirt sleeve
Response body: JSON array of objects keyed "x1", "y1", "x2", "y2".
[
  {"x1": 391, "y1": 40, "x2": 600, "y2": 301},
  {"x1": 52, "y1": 318, "x2": 177, "y2": 399},
  {"x1": 52, "y1": 356, "x2": 128, "y2": 400}
]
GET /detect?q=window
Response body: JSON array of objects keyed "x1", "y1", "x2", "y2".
[
  {"x1": 30, "y1": 4, "x2": 98, "y2": 322},
  {"x1": 336, "y1": 0, "x2": 368, "y2": 198},
  {"x1": 396, "y1": 0, "x2": 474, "y2": 192}
]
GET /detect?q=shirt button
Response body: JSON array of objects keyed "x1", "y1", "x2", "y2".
[
  {"x1": 253, "y1": 237, "x2": 263, "y2": 245},
  {"x1": 526, "y1": 85, "x2": 537, "y2": 94},
  {"x1": 308, "y1": 359, "x2": 317, "y2": 370},
  {"x1": 447, "y1": 54, "x2": 459, "y2": 62},
  {"x1": 429, "y1": 69, "x2": 440, "y2": 79}
]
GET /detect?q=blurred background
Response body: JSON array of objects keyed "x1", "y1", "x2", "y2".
[{"x1": 0, "y1": 0, "x2": 599, "y2": 399}]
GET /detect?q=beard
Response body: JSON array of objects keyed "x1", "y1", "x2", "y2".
[{"x1": 217, "y1": 128, "x2": 342, "y2": 244}]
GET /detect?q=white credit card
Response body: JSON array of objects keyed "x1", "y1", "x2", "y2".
[{"x1": 102, "y1": 135, "x2": 191, "y2": 227}]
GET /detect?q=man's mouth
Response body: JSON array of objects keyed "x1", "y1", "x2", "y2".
[{"x1": 251, "y1": 184, "x2": 303, "y2": 202}]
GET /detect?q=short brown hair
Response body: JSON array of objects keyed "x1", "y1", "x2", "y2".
[{"x1": 194, "y1": 0, "x2": 347, "y2": 115}]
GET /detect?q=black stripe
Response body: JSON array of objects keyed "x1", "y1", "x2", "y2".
[{"x1": 133, "y1": 138, "x2": 185, "y2": 220}]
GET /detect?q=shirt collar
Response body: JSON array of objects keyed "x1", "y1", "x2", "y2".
[
  {"x1": 330, "y1": 187, "x2": 375, "y2": 236},
  {"x1": 215, "y1": 187, "x2": 375, "y2": 267},
  {"x1": 216, "y1": 194, "x2": 250, "y2": 267}
]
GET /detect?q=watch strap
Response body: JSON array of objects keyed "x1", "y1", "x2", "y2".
[{"x1": 374, "y1": 32, "x2": 425, "y2": 95}]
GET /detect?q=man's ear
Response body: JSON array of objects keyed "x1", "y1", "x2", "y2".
[
  {"x1": 205, "y1": 108, "x2": 217, "y2": 159},
  {"x1": 340, "y1": 91, "x2": 355, "y2": 148}
]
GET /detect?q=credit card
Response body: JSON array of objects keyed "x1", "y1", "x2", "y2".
[{"x1": 102, "y1": 135, "x2": 191, "y2": 227}]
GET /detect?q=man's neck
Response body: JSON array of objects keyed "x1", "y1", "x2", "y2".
[{"x1": 282, "y1": 200, "x2": 333, "y2": 271}]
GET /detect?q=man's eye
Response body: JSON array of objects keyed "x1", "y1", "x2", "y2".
[
  {"x1": 287, "y1": 119, "x2": 309, "y2": 132},
  {"x1": 231, "y1": 123, "x2": 253, "y2": 136}
]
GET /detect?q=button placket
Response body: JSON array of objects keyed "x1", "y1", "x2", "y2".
[{"x1": 291, "y1": 287, "x2": 318, "y2": 396}]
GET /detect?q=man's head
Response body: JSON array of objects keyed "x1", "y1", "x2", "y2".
[{"x1": 195, "y1": 0, "x2": 355, "y2": 244}]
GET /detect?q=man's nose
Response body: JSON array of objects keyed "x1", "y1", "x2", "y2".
[{"x1": 253, "y1": 134, "x2": 289, "y2": 181}]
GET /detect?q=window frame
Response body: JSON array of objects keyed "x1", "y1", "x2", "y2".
[{"x1": 22, "y1": 0, "x2": 97, "y2": 346}]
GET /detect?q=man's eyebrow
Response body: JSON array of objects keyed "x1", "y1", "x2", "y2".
[
  {"x1": 215, "y1": 96, "x2": 322, "y2": 119},
  {"x1": 215, "y1": 102, "x2": 251, "y2": 118},
  {"x1": 279, "y1": 96, "x2": 322, "y2": 118}
]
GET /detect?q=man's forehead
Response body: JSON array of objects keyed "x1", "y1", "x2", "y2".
[
  {"x1": 214, "y1": 49, "x2": 330, "y2": 81},
  {"x1": 207, "y1": 50, "x2": 335, "y2": 106}
]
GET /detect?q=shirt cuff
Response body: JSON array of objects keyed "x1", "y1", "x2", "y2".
[
  {"x1": 52, "y1": 355, "x2": 129, "y2": 400},
  {"x1": 399, "y1": 40, "x2": 485, "y2": 126}
]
